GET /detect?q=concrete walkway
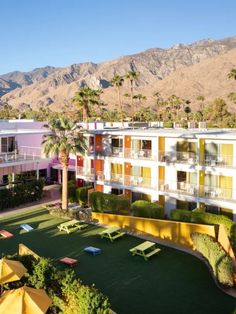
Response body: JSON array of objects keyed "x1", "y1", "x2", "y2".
[{"x1": 0, "y1": 184, "x2": 60, "y2": 218}]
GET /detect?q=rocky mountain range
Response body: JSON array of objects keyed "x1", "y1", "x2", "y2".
[{"x1": 1, "y1": 36, "x2": 236, "y2": 112}]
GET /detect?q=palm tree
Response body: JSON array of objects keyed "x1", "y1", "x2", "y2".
[
  {"x1": 72, "y1": 87, "x2": 102, "y2": 128},
  {"x1": 133, "y1": 94, "x2": 147, "y2": 112},
  {"x1": 43, "y1": 117, "x2": 86, "y2": 211},
  {"x1": 110, "y1": 74, "x2": 124, "y2": 124},
  {"x1": 125, "y1": 70, "x2": 139, "y2": 124},
  {"x1": 228, "y1": 68, "x2": 236, "y2": 80},
  {"x1": 228, "y1": 92, "x2": 236, "y2": 104}
]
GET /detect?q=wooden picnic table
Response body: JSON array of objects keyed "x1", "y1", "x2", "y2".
[
  {"x1": 58, "y1": 219, "x2": 88, "y2": 234},
  {"x1": 129, "y1": 241, "x2": 161, "y2": 261},
  {"x1": 100, "y1": 226, "x2": 125, "y2": 242}
]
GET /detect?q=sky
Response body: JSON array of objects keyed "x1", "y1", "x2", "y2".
[{"x1": 0, "y1": 0, "x2": 236, "y2": 75}]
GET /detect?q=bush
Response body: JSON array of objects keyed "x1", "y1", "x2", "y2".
[
  {"x1": 77, "y1": 285, "x2": 111, "y2": 314},
  {"x1": 0, "y1": 179, "x2": 44, "y2": 210},
  {"x1": 170, "y1": 209, "x2": 234, "y2": 235},
  {"x1": 131, "y1": 200, "x2": 164, "y2": 219},
  {"x1": 4, "y1": 254, "x2": 111, "y2": 314},
  {"x1": 191, "y1": 232, "x2": 234, "y2": 287},
  {"x1": 90, "y1": 192, "x2": 130, "y2": 214},
  {"x1": 76, "y1": 186, "x2": 90, "y2": 206}
]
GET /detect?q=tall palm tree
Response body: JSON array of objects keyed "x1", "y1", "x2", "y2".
[
  {"x1": 133, "y1": 93, "x2": 147, "y2": 112},
  {"x1": 228, "y1": 68, "x2": 236, "y2": 80},
  {"x1": 72, "y1": 87, "x2": 102, "y2": 128},
  {"x1": 125, "y1": 70, "x2": 139, "y2": 124},
  {"x1": 110, "y1": 74, "x2": 124, "y2": 124},
  {"x1": 43, "y1": 117, "x2": 86, "y2": 211}
]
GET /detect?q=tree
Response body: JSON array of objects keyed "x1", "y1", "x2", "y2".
[
  {"x1": 228, "y1": 68, "x2": 236, "y2": 81},
  {"x1": 184, "y1": 106, "x2": 191, "y2": 121},
  {"x1": 133, "y1": 93, "x2": 147, "y2": 113},
  {"x1": 43, "y1": 117, "x2": 86, "y2": 211},
  {"x1": 228, "y1": 92, "x2": 236, "y2": 104},
  {"x1": 72, "y1": 87, "x2": 102, "y2": 128},
  {"x1": 110, "y1": 74, "x2": 124, "y2": 124},
  {"x1": 125, "y1": 70, "x2": 139, "y2": 124}
]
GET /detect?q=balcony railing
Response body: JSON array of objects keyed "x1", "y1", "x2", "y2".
[
  {"x1": 124, "y1": 175, "x2": 154, "y2": 188},
  {"x1": 76, "y1": 166, "x2": 94, "y2": 179},
  {"x1": 0, "y1": 147, "x2": 42, "y2": 165},
  {"x1": 111, "y1": 146, "x2": 123, "y2": 157},
  {"x1": 124, "y1": 148, "x2": 155, "y2": 160},
  {"x1": 159, "y1": 151, "x2": 197, "y2": 164},
  {"x1": 96, "y1": 171, "x2": 105, "y2": 181},
  {"x1": 204, "y1": 153, "x2": 235, "y2": 168},
  {"x1": 110, "y1": 173, "x2": 123, "y2": 184},
  {"x1": 159, "y1": 180, "x2": 235, "y2": 202}
]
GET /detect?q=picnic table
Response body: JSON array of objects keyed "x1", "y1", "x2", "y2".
[
  {"x1": 129, "y1": 241, "x2": 161, "y2": 261},
  {"x1": 58, "y1": 219, "x2": 88, "y2": 234},
  {"x1": 0, "y1": 230, "x2": 13, "y2": 238},
  {"x1": 100, "y1": 226, "x2": 125, "y2": 242}
]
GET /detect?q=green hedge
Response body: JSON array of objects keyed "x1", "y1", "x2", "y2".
[
  {"x1": 191, "y1": 232, "x2": 234, "y2": 287},
  {"x1": 170, "y1": 209, "x2": 234, "y2": 235},
  {"x1": 0, "y1": 179, "x2": 44, "y2": 210},
  {"x1": 131, "y1": 200, "x2": 164, "y2": 219},
  {"x1": 76, "y1": 186, "x2": 90, "y2": 206},
  {"x1": 59, "y1": 180, "x2": 77, "y2": 203},
  {"x1": 90, "y1": 192, "x2": 130, "y2": 214}
]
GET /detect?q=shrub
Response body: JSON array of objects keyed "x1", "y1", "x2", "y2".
[
  {"x1": 131, "y1": 200, "x2": 164, "y2": 219},
  {"x1": 170, "y1": 209, "x2": 234, "y2": 235},
  {"x1": 76, "y1": 186, "x2": 90, "y2": 206},
  {"x1": 191, "y1": 232, "x2": 234, "y2": 287},
  {"x1": 0, "y1": 178, "x2": 44, "y2": 210},
  {"x1": 77, "y1": 285, "x2": 111, "y2": 314},
  {"x1": 90, "y1": 192, "x2": 130, "y2": 214}
]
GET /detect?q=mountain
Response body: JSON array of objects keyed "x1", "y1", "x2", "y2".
[{"x1": 1, "y1": 36, "x2": 236, "y2": 111}]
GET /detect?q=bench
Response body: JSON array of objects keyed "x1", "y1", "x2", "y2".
[
  {"x1": 0, "y1": 230, "x2": 13, "y2": 238},
  {"x1": 145, "y1": 248, "x2": 161, "y2": 259},
  {"x1": 20, "y1": 224, "x2": 34, "y2": 232}
]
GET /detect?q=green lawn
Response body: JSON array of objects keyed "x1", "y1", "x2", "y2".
[{"x1": 0, "y1": 208, "x2": 235, "y2": 314}]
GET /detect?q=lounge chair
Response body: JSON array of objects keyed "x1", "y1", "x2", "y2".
[{"x1": 20, "y1": 224, "x2": 34, "y2": 232}]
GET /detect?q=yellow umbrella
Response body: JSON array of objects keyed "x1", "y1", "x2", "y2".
[
  {"x1": 0, "y1": 258, "x2": 27, "y2": 285},
  {"x1": 0, "y1": 286, "x2": 52, "y2": 314}
]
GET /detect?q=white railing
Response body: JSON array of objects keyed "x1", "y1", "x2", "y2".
[
  {"x1": 110, "y1": 173, "x2": 123, "y2": 184},
  {"x1": 111, "y1": 146, "x2": 123, "y2": 157},
  {"x1": 76, "y1": 166, "x2": 94, "y2": 179},
  {"x1": 0, "y1": 146, "x2": 42, "y2": 164},
  {"x1": 204, "y1": 153, "x2": 235, "y2": 168},
  {"x1": 124, "y1": 148, "x2": 155, "y2": 160},
  {"x1": 159, "y1": 151, "x2": 197, "y2": 164},
  {"x1": 124, "y1": 175, "x2": 154, "y2": 188},
  {"x1": 159, "y1": 180, "x2": 235, "y2": 202}
]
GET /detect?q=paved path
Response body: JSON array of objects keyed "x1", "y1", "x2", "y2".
[{"x1": 0, "y1": 184, "x2": 60, "y2": 218}]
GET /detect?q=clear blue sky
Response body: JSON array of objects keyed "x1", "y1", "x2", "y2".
[{"x1": 0, "y1": 0, "x2": 235, "y2": 75}]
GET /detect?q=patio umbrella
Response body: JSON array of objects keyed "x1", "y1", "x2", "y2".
[
  {"x1": 0, "y1": 286, "x2": 52, "y2": 314},
  {"x1": 0, "y1": 258, "x2": 27, "y2": 285}
]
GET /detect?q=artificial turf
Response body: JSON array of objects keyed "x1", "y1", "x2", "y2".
[{"x1": 0, "y1": 208, "x2": 235, "y2": 314}]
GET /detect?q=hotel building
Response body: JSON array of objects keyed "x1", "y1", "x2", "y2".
[
  {"x1": 0, "y1": 120, "x2": 50, "y2": 185},
  {"x1": 75, "y1": 124, "x2": 236, "y2": 221}
]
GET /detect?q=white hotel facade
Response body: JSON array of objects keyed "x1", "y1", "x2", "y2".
[
  {"x1": 76, "y1": 123, "x2": 236, "y2": 221},
  {"x1": 1, "y1": 120, "x2": 236, "y2": 221}
]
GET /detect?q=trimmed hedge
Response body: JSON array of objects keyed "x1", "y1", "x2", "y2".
[
  {"x1": 0, "y1": 179, "x2": 44, "y2": 210},
  {"x1": 76, "y1": 186, "x2": 90, "y2": 206},
  {"x1": 191, "y1": 232, "x2": 234, "y2": 287},
  {"x1": 90, "y1": 191, "x2": 130, "y2": 214},
  {"x1": 170, "y1": 209, "x2": 234, "y2": 235},
  {"x1": 131, "y1": 200, "x2": 164, "y2": 219}
]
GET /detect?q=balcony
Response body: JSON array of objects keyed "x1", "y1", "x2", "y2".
[
  {"x1": 124, "y1": 148, "x2": 155, "y2": 160},
  {"x1": 159, "y1": 151, "x2": 197, "y2": 165},
  {"x1": 96, "y1": 171, "x2": 105, "y2": 181},
  {"x1": 159, "y1": 180, "x2": 236, "y2": 202},
  {"x1": 111, "y1": 146, "x2": 123, "y2": 158},
  {"x1": 0, "y1": 146, "x2": 42, "y2": 166},
  {"x1": 204, "y1": 153, "x2": 234, "y2": 168},
  {"x1": 110, "y1": 173, "x2": 123, "y2": 184},
  {"x1": 76, "y1": 166, "x2": 94, "y2": 180},
  {"x1": 124, "y1": 175, "x2": 153, "y2": 189}
]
